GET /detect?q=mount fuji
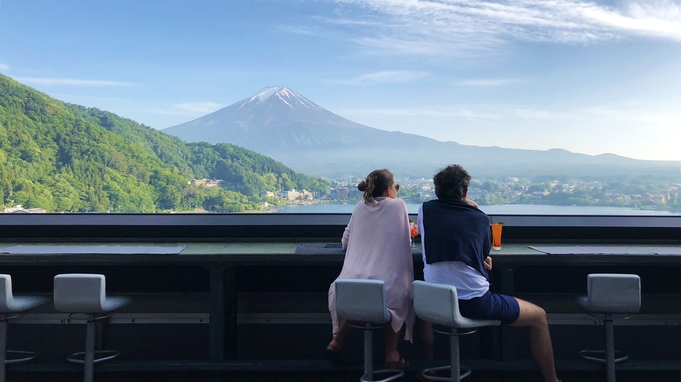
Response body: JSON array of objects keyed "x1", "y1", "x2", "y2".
[
  {"x1": 163, "y1": 87, "x2": 678, "y2": 178},
  {"x1": 163, "y1": 86, "x2": 430, "y2": 152}
]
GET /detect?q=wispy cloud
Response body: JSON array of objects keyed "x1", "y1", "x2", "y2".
[
  {"x1": 147, "y1": 108, "x2": 193, "y2": 116},
  {"x1": 338, "y1": 106, "x2": 499, "y2": 119},
  {"x1": 457, "y1": 78, "x2": 522, "y2": 87},
  {"x1": 13, "y1": 77, "x2": 139, "y2": 87},
  {"x1": 326, "y1": 70, "x2": 430, "y2": 85},
  {"x1": 174, "y1": 102, "x2": 224, "y2": 114},
  {"x1": 326, "y1": 0, "x2": 681, "y2": 57},
  {"x1": 514, "y1": 108, "x2": 560, "y2": 119},
  {"x1": 149, "y1": 102, "x2": 224, "y2": 116},
  {"x1": 274, "y1": 24, "x2": 316, "y2": 35},
  {"x1": 581, "y1": 105, "x2": 681, "y2": 123},
  {"x1": 0, "y1": 64, "x2": 8, "y2": 71}
]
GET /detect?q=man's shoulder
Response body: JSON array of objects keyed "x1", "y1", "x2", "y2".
[{"x1": 425, "y1": 199, "x2": 486, "y2": 214}]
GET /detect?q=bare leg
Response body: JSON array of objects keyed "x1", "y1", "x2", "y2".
[
  {"x1": 417, "y1": 318, "x2": 434, "y2": 360},
  {"x1": 328, "y1": 320, "x2": 352, "y2": 350},
  {"x1": 510, "y1": 298, "x2": 560, "y2": 382},
  {"x1": 384, "y1": 325, "x2": 401, "y2": 363}
]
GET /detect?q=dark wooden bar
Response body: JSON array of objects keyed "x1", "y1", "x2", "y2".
[{"x1": 0, "y1": 213, "x2": 679, "y2": 381}]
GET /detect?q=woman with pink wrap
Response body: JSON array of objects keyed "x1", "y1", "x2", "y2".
[{"x1": 326, "y1": 168, "x2": 414, "y2": 369}]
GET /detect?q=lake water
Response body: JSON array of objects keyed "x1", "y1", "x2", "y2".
[{"x1": 276, "y1": 203, "x2": 681, "y2": 215}]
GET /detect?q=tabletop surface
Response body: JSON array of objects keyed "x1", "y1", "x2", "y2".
[{"x1": 0, "y1": 241, "x2": 678, "y2": 259}]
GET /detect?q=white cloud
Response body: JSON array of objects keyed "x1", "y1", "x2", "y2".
[
  {"x1": 326, "y1": 0, "x2": 681, "y2": 57},
  {"x1": 0, "y1": 64, "x2": 8, "y2": 71},
  {"x1": 326, "y1": 70, "x2": 430, "y2": 85},
  {"x1": 174, "y1": 102, "x2": 224, "y2": 114},
  {"x1": 13, "y1": 77, "x2": 139, "y2": 87},
  {"x1": 457, "y1": 78, "x2": 522, "y2": 87},
  {"x1": 148, "y1": 102, "x2": 224, "y2": 116}
]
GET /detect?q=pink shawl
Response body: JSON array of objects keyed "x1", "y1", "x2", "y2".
[{"x1": 328, "y1": 197, "x2": 414, "y2": 341}]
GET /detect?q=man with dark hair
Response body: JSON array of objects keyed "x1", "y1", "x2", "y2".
[{"x1": 417, "y1": 164, "x2": 560, "y2": 382}]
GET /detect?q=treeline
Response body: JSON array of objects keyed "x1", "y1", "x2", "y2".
[
  {"x1": 467, "y1": 177, "x2": 680, "y2": 210},
  {"x1": 0, "y1": 74, "x2": 329, "y2": 212}
]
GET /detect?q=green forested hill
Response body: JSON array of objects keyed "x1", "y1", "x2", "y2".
[{"x1": 0, "y1": 74, "x2": 329, "y2": 212}]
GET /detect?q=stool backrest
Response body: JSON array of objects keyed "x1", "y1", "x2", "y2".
[
  {"x1": 413, "y1": 280, "x2": 500, "y2": 329},
  {"x1": 54, "y1": 274, "x2": 107, "y2": 313},
  {"x1": 587, "y1": 273, "x2": 641, "y2": 313},
  {"x1": 334, "y1": 279, "x2": 391, "y2": 324},
  {"x1": 0, "y1": 274, "x2": 15, "y2": 312}
]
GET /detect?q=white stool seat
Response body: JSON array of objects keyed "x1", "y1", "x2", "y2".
[
  {"x1": 413, "y1": 281, "x2": 499, "y2": 329},
  {"x1": 0, "y1": 296, "x2": 50, "y2": 314},
  {"x1": 577, "y1": 273, "x2": 641, "y2": 382},
  {"x1": 334, "y1": 279, "x2": 404, "y2": 382},
  {"x1": 577, "y1": 273, "x2": 641, "y2": 314},
  {"x1": 54, "y1": 274, "x2": 131, "y2": 382},
  {"x1": 0, "y1": 274, "x2": 49, "y2": 382},
  {"x1": 335, "y1": 279, "x2": 391, "y2": 324},
  {"x1": 54, "y1": 274, "x2": 131, "y2": 314},
  {"x1": 413, "y1": 281, "x2": 500, "y2": 382}
]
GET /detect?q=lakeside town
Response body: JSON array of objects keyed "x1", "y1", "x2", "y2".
[
  {"x1": 4, "y1": 176, "x2": 679, "y2": 214},
  {"x1": 258, "y1": 176, "x2": 681, "y2": 213}
]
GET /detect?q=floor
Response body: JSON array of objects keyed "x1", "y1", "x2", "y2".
[{"x1": 8, "y1": 370, "x2": 681, "y2": 382}]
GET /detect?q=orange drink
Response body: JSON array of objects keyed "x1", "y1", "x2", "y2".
[
  {"x1": 491, "y1": 223, "x2": 503, "y2": 250},
  {"x1": 409, "y1": 221, "x2": 418, "y2": 247},
  {"x1": 409, "y1": 221, "x2": 418, "y2": 238}
]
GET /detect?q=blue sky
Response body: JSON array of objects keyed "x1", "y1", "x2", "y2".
[{"x1": 0, "y1": 0, "x2": 679, "y2": 161}]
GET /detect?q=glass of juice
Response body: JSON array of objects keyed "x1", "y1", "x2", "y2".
[
  {"x1": 491, "y1": 222, "x2": 503, "y2": 250},
  {"x1": 409, "y1": 221, "x2": 418, "y2": 248}
]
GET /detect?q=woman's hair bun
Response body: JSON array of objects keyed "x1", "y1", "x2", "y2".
[{"x1": 357, "y1": 181, "x2": 367, "y2": 192}]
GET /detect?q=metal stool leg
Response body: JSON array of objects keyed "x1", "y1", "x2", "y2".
[
  {"x1": 363, "y1": 323, "x2": 373, "y2": 382},
  {"x1": 0, "y1": 320, "x2": 7, "y2": 382},
  {"x1": 421, "y1": 328, "x2": 473, "y2": 382},
  {"x1": 84, "y1": 318, "x2": 95, "y2": 382},
  {"x1": 451, "y1": 334, "x2": 459, "y2": 382},
  {"x1": 605, "y1": 318, "x2": 615, "y2": 382},
  {"x1": 354, "y1": 322, "x2": 404, "y2": 382}
]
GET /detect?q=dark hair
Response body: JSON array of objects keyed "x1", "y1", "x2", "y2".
[
  {"x1": 433, "y1": 164, "x2": 471, "y2": 200},
  {"x1": 357, "y1": 169, "x2": 394, "y2": 203}
]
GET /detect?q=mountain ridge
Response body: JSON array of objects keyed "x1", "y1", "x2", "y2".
[
  {"x1": 0, "y1": 75, "x2": 329, "y2": 212},
  {"x1": 164, "y1": 87, "x2": 679, "y2": 178}
]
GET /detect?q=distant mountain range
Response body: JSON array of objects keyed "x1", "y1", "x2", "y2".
[
  {"x1": 164, "y1": 86, "x2": 679, "y2": 179},
  {"x1": 0, "y1": 75, "x2": 328, "y2": 212}
]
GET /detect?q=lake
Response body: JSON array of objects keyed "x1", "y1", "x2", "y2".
[{"x1": 276, "y1": 203, "x2": 681, "y2": 215}]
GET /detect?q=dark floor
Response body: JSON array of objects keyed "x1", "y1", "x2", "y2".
[{"x1": 8, "y1": 370, "x2": 681, "y2": 382}]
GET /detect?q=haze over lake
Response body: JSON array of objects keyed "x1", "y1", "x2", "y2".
[{"x1": 277, "y1": 203, "x2": 681, "y2": 215}]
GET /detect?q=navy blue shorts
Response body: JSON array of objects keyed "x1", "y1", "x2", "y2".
[{"x1": 458, "y1": 290, "x2": 520, "y2": 324}]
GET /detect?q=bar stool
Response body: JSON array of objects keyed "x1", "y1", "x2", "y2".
[
  {"x1": 0, "y1": 274, "x2": 50, "y2": 382},
  {"x1": 413, "y1": 281, "x2": 500, "y2": 382},
  {"x1": 334, "y1": 279, "x2": 404, "y2": 382},
  {"x1": 53, "y1": 274, "x2": 131, "y2": 382},
  {"x1": 577, "y1": 273, "x2": 640, "y2": 382}
]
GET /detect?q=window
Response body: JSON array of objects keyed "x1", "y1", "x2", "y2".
[{"x1": 0, "y1": 0, "x2": 679, "y2": 215}]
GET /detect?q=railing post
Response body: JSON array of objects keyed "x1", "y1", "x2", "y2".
[
  {"x1": 498, "y1": 265, "x2": 517, "y2": 362},
  {"x1": 208, "y1": 264, "x2": 236, "y2": 361}
]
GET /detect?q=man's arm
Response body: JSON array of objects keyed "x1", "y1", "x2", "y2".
[{"x1": 484, "y1": 256, "x2": 492, "y2": 270}]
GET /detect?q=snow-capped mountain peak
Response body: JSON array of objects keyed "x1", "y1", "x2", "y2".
[
  {"x1": 164, "y1": 85, "x2": 362, "y2": 145},
  {"x1": 248, "y1": 86, "x2": 284, "y2": 104},
  {"x1": 238, "y1": 86, "x2": 321, "y2": 111}
]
